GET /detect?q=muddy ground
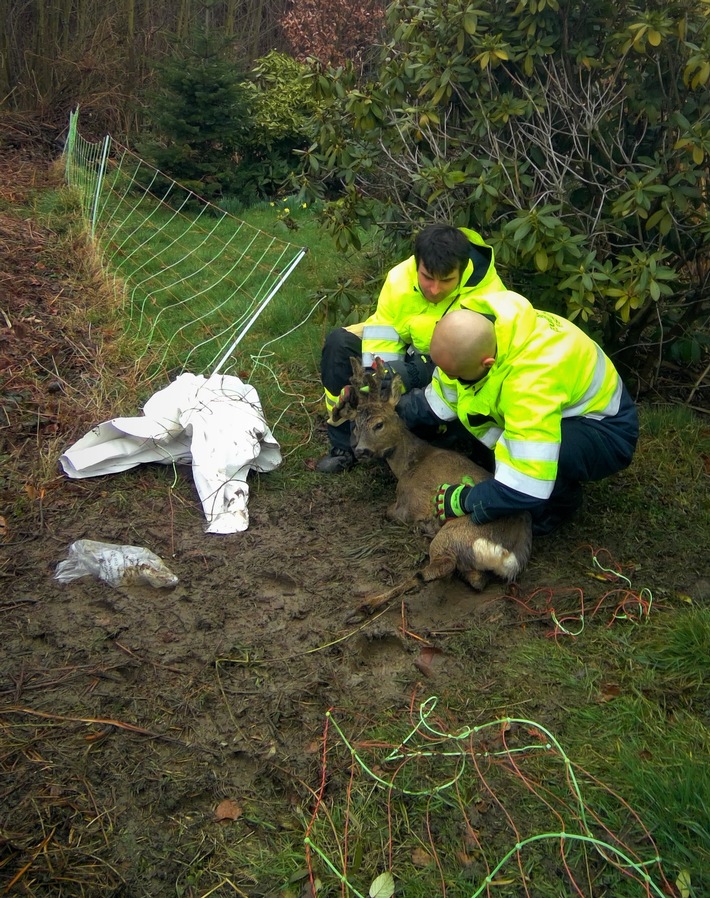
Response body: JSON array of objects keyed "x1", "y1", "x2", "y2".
[{"x1": 1, "y1": 126, "x2": 708, "y2": 897}]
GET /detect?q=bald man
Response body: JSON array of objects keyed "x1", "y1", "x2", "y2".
[{"x1": 395, "y1": 300, "x2": 639, "y2": 535}]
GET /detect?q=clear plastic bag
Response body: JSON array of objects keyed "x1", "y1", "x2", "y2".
[{"x1": 54, "y1": 539, "x2": 179, "y2": 588}]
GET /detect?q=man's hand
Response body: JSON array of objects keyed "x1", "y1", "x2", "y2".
[
  {"x1": 330, "y1": 383, "x2": 369, "y2": 423},
  {"x1": 338, "y1": 382, "x2": 369, "y2": 404},
  {"x1": 434, "y1": 476, "x2": 475, "y2": 522}
]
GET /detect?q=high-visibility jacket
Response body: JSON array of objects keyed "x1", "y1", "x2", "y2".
[
  {"x1": 424, "y1": 294, "x2": 624, "y2": 508},
  {"x1": 360, "y1": 227, "x2": 505, "y2": 369}
]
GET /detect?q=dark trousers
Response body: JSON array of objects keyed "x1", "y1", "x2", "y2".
[
  {"x1": 532, "y1": 383, "x2": 639, "y2": 532},
  {"x1": 320, "y1": 328, "x2": 363, "y2": 452}
]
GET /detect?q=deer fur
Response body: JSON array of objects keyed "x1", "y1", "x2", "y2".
[{"x1": 332, "y1": 359, "x2": 533, "y2": 616}]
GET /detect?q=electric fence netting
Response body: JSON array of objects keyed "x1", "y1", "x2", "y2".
[
  {"x1": 306, "y1": 696, "x2": 681, "y2": 898},
  {"x1": 59, "y1": 108, "x2": 316, "y2": 532},
  {"x1": 62, "y1": 108, "x2": 308, "y2": 377}
]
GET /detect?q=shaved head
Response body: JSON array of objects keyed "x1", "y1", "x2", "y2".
[{"x1": 431, "y1": 309, "x2": 497, "y2": 382}]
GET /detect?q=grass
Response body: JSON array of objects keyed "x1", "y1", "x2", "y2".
[
  {"x1": 301, "y1": 694, "x2": 682, "y2": 898},
  {"x1": 441, "y1": 602, "x2": 710, "y2": 896},
  {"x1": 64, "y1": 152, "x2": 368, "y2": 470},
  {"x1": 24, "y1": 181, "x2": 361, "y2": 481}
]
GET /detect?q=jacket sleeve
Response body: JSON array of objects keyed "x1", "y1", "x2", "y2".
[
  {"x1": 395, "y1": 387, "x2": 448, "y2": 430},
  {"x1": 361, "y1": 270, "x2": 409, "y2": 367},
  {"x1": 462, "y1": 478, "x2": 545, "y2": 524}
]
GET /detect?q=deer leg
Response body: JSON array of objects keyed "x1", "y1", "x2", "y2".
[
  {"x1": 420, "y1": 550, "x2": 457, "y2": 582},
  {"x1": 344, "y1": 574, "x2": 423, "y2": 623},
  {"x1": 460, "y1": 568, "x2": 488, "y2": 591}
]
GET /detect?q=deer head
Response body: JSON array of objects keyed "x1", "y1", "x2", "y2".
[{"x1": 331, "y1": 358, "x2": 406, "y2": 460}]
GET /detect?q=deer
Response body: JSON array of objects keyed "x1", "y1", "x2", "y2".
[{"x1": 331, "y1": 359, "x2": 533, "y2": 618}]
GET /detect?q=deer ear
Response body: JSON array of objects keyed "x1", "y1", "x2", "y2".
[{"x1": 388, "y1": 374, "x2": 404, "y2": 406}]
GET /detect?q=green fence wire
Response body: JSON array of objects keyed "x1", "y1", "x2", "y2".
[
  {"x1": 63, "y1": 107, "x2": 308, "y2": 376},
  {"x1": 305, "y1": 698, "x2": 679, "y2": 898}
]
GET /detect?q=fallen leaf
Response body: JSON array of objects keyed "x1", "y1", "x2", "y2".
[
  {"x1": 369, "y1": 871, "x2": 395, "y2": 898},
  {"x1": 411, "y1": 846, "x2": 433, "y2": 867},
  {"x1": 0, "y1": 515, "x2": 8, "y2": 541},
  {"x1": 414, "y1": 645, "x2": 443, "y2": 677},
  {"x1": 587, "y1": 571, "x2": 616, "y2": 582},
  {"x1": 597, "y1": 683, "x2": 621, "y2": 703},
  {"x1": 677, "y1": 869, "x2": 691, "y2": 898},
  {"x1": 215, "y1": 799, "x2": 242, "y2": 822},
  {"x1": 299, "y1": 878, "x2": 321, "y2": 898}
]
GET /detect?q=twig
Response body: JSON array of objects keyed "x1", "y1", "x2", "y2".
[
  {"x1": 686, "y1": 358, "x2": 710, "y2": 406},
  {"x1": 2, "y1": 827, "x2": 56, "y2": 894},
  {"x1": 1, "y1": 705, "x2": 215, "y2": 754}
]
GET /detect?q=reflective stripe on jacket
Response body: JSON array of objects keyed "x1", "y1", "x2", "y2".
[
  {"x1": 429, "y1": 296, "x2": 623, "y2": 500},
  {"x1": 361, "y1": 227, "x2": 505, "y2": 368}
]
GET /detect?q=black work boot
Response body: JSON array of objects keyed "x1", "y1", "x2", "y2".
[
  {"x1": 315, "y1": 447, "x2": 356, "y2": 474},
  {"x1": 531, "y1": 483, "x2": 583, "y2": 536}
]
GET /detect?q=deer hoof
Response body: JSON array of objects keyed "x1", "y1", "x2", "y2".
[{"x1": 344, "y1": 607, "x2": 368, "y2": 625}]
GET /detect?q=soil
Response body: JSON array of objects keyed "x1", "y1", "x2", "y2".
[{"x1": 1, "y1": 125, "x2": 708, "y2": 898}]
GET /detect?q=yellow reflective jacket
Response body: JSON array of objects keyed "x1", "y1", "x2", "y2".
[
  {"x1": 360, "y1": 227, "x2": 505, "y2": 368},
  {"x1": 425, "y1": 294, "x2": 623, "y2": 500}
]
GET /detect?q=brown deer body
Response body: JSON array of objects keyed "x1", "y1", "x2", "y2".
[{"x1": 332, "y1": 360, "x2": 533, "y2": 615}]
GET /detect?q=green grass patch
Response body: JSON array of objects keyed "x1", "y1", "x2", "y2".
[
  {"x1": 445, "y1": 603, "x2": 710, "y2": 897},
  {"x1": 299, "y1": 695, "x2": 683, "y2": 898},
  {"x1": 90, "y1": 167, "x2": 354, "y2": 377}
]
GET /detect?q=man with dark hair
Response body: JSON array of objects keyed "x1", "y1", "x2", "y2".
[{"x1": 315, "y1": 224, "x2": 507, "y2": 473}]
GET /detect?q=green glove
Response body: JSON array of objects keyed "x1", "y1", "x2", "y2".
[
  {"x1": 433, "y1": 476, "x2": 475, "y2": 522},
  {"x1": 338, "y1": 384, "x2": 369, "y2": 404},
  {"x1": 332, "y1": 383, "x2": 369, "y2": 417}
]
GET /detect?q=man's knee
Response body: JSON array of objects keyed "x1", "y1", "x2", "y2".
[
  {"x1": 322, "y1": 326, "x2": 361, "y2": 359},
  {"x1": 321, "y1": 328, "x2": 363, "y2": 393}
]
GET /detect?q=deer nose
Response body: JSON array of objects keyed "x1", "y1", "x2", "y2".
[{"x1": 353, "y1": 447, "x2": 372, "y2": 460}]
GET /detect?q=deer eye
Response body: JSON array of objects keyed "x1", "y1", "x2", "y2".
[{"x1": 373, "y1": 421, "x2": 384, "y2": 432}]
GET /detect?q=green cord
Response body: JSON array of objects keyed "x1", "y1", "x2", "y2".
[{"x1": 311, "y1": 701, "x2": 669, "y2": 898}]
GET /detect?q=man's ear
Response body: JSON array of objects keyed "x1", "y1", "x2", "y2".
[{"x1": 482, "y1": 356, "x2": 495, "y2": 369}]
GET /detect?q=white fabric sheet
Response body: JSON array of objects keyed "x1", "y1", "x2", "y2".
[{"x1": 59, "y1": 373, "x2": 282, "y2": 534}]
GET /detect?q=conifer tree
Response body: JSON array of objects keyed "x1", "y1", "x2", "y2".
[{"x1": 140, "y1": 31, "x2": 250, "y2": 200}]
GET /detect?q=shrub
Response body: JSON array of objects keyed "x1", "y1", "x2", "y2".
[
  {"x1": 236, "y1": 51, "x2": 319, "y2": 199},
  {"x1": 297, "y1": 0, "x2": 710, "y2": 379}
]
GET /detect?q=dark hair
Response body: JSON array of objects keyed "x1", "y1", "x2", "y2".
[{"x1": 413, "y1": 225, "x2": 471, "y2": 278}]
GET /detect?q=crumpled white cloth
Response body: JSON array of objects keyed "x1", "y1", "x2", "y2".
[{"x1": 59, "y1": 373, "x2": 282, "y2": 534}]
